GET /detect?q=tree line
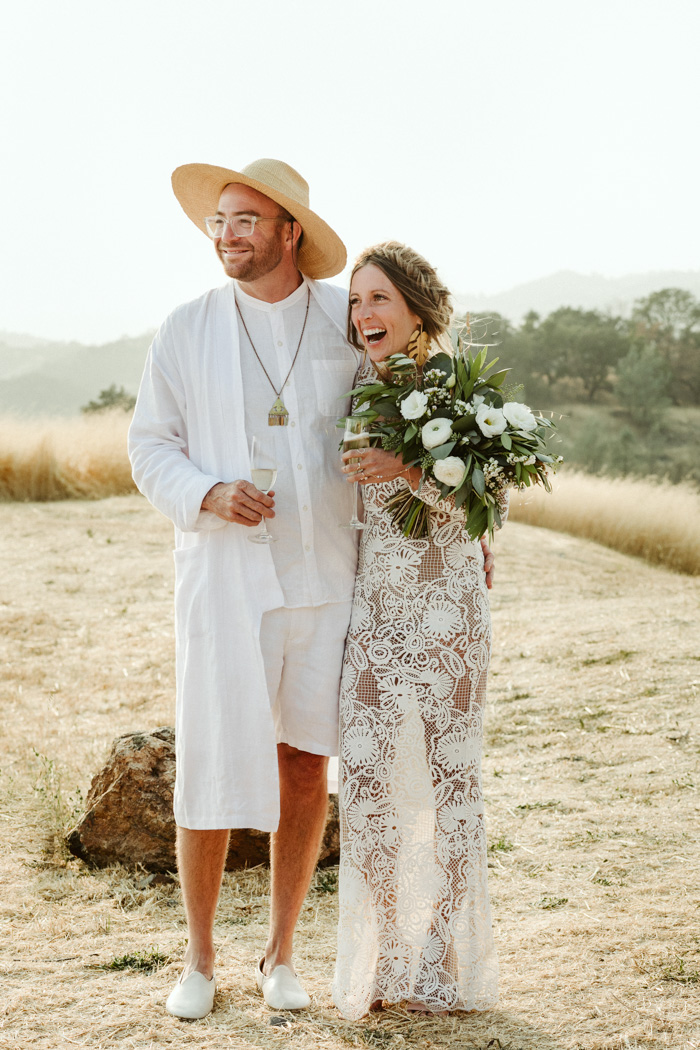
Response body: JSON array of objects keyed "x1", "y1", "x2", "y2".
[{"x1": 471, "y1": 288, "x2": 700, "y2": 422}]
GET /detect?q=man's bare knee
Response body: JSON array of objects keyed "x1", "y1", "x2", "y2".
[{"x1": 278, "y1": 744, "x2": 328, "y2": 788}]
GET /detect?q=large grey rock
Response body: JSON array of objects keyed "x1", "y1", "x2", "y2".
[{"x1": 66, "y1": 726, "x2": 339, "y2": 873}]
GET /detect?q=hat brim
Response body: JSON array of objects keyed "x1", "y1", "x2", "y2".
[{"x1": 171, "y1": 163, "x2": 346, "y2": 280}]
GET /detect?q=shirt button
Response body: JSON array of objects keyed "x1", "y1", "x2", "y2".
[
  {"x1": 290, "y1": 421, "x2": 296, "y2": 427},
  {"x1": 303, "y1": 505, "x2": 308, "y2": 511},
  {"x1": 277, "y1": 340, "x2": 283, "y2": 346},
  {"x1": 297, "y1": 463, "x2": 302, "y2": 470},
  {"x1": 305, "y1": 544, "x2": 311, "y2": 552}
]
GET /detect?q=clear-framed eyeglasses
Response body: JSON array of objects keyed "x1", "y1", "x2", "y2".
[{"x1": 204, "y1": 214, "x2": 291, "y2": 239}]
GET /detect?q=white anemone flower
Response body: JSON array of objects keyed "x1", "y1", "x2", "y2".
[
  {"x1": 400, "y1": 390, "x2": 429, "y2": 420},
  {"x1": 503, "y1": 401, "x2": 537, "y2": 431},
  {"x1": 476, "y1": 403, "x2": 507, "y2": 437},
  {"x1": 421, "y1": 417, "x2": 453, "y2": 449},
  {"x1": 433, "y1": 456, "x2": 467, "y2": 488}
]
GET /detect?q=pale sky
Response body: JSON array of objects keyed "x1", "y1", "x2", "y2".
[{"x1": 1, "y1": 0, "x2": 698, "y2": 343}]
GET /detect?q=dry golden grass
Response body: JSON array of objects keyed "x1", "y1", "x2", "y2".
[
  {"x1": 510, "y1": 471, "x2": 700, "y2": 576},
  {"x1": 0, "y1": 412, "x2": 136, "y2": 501},
  {"x1": 1, "y1": 496, "x2": 698, "y2": 1050},
  {"x1": 2, "y1": 415, "x2": 699, "y2": 578}
]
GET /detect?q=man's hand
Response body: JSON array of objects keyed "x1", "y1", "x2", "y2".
[
  {"x1": 480, "y1": 535, "x2": 495, "y2": 590},
  {"x1": 201, "y1": 481, "x2": 275, "y2": 526}
]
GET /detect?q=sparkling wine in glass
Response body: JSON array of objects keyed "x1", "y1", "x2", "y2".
[
  {"x1": 340, "y1": 416, "x2": 370, "y2": 530},
  {"x1": 249, "y1": 436, "x2": 278, "y2": 544}
]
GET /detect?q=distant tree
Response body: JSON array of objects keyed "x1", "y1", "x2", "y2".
[
  {"x1": 630, "y1": 288, "x2": 700, "y2": 405},
  {"x1": 81, "y1": 384, "x2": 136, "y2": 414},
  {"x1": 464, "y1": 310, "x2": 552, "y2": 405},
  {"x1": 538, "y1": 307, "x2": 629, "y2": 402},
  {"x1": 616, "y1": 345, "x2": 672, "y2": 426}
]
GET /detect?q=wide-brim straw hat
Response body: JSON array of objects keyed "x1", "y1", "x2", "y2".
[{"x1": 171, "y1": 158, "x2": 346, "y2": 279}]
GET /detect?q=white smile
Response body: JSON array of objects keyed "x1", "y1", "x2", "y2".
[{"x1": 362, "y1": 327, "x2": 386, "y2": 343}]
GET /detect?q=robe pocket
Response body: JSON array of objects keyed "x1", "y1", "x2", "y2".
[
  {"x1": 173, "y1": 544, "x2": 211, "y2": 640},
  {"x1": 312, "y1": 358, "x2": 359, "y2": 417}
]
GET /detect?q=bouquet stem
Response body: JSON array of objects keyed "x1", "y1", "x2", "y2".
[{"x1": 384, "y1": 489, "x2": 433, "y2": 539}]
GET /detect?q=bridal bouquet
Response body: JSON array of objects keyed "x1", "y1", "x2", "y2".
[{"x1": 346, "y1": 335, "x2": 561, "y2": 542}]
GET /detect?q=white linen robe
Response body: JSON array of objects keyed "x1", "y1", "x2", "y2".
[{"x1": 128, "y1": 278, "x2": 353, "y2": 831}]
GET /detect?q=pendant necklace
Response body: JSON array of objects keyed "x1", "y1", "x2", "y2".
[{"x1": 236, "y1": 287, "x2": 311, "y2": 426}]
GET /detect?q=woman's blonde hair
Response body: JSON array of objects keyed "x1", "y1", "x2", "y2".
[{"x1": 347, "y1": 241, "x2": 453, "y2": 352}]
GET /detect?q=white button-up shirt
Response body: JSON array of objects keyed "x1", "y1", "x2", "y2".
[
  {"x1": 128, "y1": 277, "x2": 359, "y2": 831},
  {"x1": 237, "y1": 278, "x2": 360, "y2": 607}
]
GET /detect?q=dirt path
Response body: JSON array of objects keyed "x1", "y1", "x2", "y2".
[{"x1": 1, "y1": 496, "x2": 698, "y2": 1050}]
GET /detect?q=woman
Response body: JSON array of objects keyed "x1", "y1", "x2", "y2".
[{"x1": 332, "y1": 242, "x2": 502, "y2": 1019}]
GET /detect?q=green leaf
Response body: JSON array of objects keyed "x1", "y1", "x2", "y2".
[
  {"x1": 472, "y1": 466, "x2": 485, "y2": 497},
  {"x1": 465, "y1": 501, "x2": 487, "y2": 541},
  {"x1": 500, "y1": 432, "x2": 512, "y2": 450},
  {"x1": 426, "y1": 352, "x2": 452, "y2": 375},
  {"x1": 455, "y1": 355, "x2": 470, "y2": 388},
  {"x1": 373, "y1": 398, "x2": 402, "y2": 418},
  {"x1": 470, "y1": 347, "x2": 488, "y2": 380},
  {"x1": 453, "y1": 477, "x2": 472, "y2": 508},
  {"x1": 452, "y1": 415, "x2": 476, "y2": 433},
  {"x1": 485, "y1": 368, "x2": 509, "y2": 389},
  {"x1": 479, "y1": 355, "x2": 500, "y2": 377},
  {"x1": 405, "y1": 423, "x2": 418, "y2": 441},
  {"x1": 430, "y1": 441, "x2": 457, "y2": 460}
]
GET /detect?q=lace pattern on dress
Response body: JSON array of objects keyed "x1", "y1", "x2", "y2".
[{"x1": 333, "y1": 365, "x2": 499, "y2": 1018}]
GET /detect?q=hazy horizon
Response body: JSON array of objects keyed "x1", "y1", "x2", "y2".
[
  {"x1": 2, "y1": 266, "x2": 699, "y2": 350},
  {"x1": 2, "y1": 0, "x2": 698, "y2": 343}
]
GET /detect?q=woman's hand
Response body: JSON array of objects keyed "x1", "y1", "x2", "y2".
[{"x1": 341, "y1": 447, "x2": 420, "y2": 486}]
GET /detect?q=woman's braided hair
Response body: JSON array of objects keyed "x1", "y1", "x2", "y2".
[{"x1": 347, "y1": 240, "x2": 453, "y2": 351}]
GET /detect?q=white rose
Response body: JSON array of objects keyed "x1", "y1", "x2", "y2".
[
  {"x1": 421, "y1": 417, "x2": 453, "y2": 449},
  {"x1": 433, "y1": 456, "x2": 467, "y2": 488},
  {"x1": 400, "y1": 390, "x2": 429, "y2": 420},
  {"x1": 476, "y1": 404, "x2": 507, "y2": 437},
  {"x1": 471, "y1": 393, "x2": 486, "y2": 409},
  {"x1": 503, "y1": 401, "x2": 537, "y2": 431}
]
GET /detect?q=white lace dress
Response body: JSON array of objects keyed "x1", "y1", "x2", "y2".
[{"x1": 332, "y1": 462, "x2": 502, "y2": 1019}]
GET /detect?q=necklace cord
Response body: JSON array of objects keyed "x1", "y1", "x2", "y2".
[{"x1": 236, "y1": 286, "x2": 311, "y2": 399}]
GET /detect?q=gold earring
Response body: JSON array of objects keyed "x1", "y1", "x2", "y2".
[{"x1": 407, "y1": 323, "x2": 431, "y2": 366}]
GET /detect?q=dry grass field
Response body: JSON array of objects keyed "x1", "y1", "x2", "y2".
[
  {"x1": 0, "y1": 413, "x2": 134, "y2": 501},
  {"x1": 509, "y1": 472, "x2": 700, "y2": 577},
  {"x1": 1, "y1": 495, "x2": 699, "y2": 1050},
  {"x1": 2, "y1": 414, "x2": 700, "y2": 576}
]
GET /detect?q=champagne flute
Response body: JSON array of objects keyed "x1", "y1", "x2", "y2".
[
  {"x1": 248, "y1": 436, "x2": 278, "y2": 544},
  {"x1": 340, "y1": 416, "x2": 370, "y2": 530}
]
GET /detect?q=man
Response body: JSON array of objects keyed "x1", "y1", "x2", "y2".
[{"x1": 129, "y1": 158, "x2": 495, "y2": 1020}]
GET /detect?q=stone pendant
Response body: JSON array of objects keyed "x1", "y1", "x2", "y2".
[{"x1": 268, "y1": 397, "x2": 289, "y2": 426}]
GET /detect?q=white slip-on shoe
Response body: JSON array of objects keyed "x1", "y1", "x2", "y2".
[
  {"x1": 165, "y1": 971, "x2": 216, "y2": 1019},
  {"x1": 256, "y1": 958, "x2": 311, "y2": 1010}
]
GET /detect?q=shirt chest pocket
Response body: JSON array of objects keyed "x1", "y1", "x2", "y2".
[{"x1": 312, "y1": 358, "x2": 359, "y2": 417}]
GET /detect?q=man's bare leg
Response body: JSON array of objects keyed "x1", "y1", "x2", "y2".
[
  {"x1": 262, "y1": 743, "x2": 329, "y2": 974},
  {"x1": 176, "y1": 827, "x2": 230, "y2": 980}
]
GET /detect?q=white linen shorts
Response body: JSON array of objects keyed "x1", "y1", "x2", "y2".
[{"x1": 260, "y1": 601, "x2": 352, "y2": 757}]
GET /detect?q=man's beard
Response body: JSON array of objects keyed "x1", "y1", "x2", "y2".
[{"x1": 218, "y1": 230, "x2": 286, "y2": 282}]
